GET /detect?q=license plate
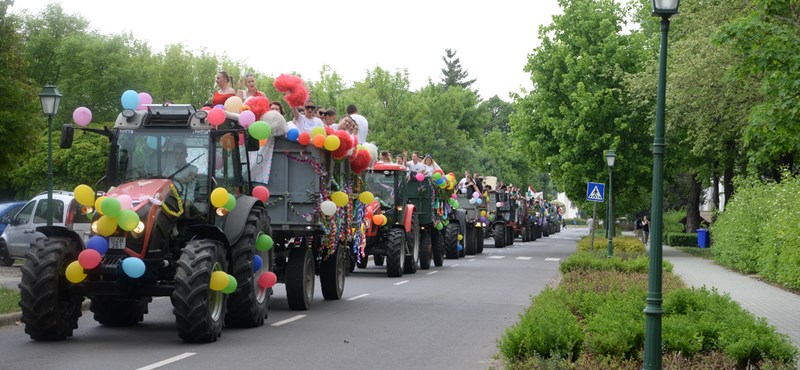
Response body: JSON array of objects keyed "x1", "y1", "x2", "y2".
[{"x1": 109, "y1": 237, "x2": 126, "y2": 250}]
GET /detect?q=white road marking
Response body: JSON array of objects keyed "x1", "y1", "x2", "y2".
[
  {"x1": 488, "y1": 256, "x2": 505, "y2": 259},
  {"x1": 427, "y1": 271, "x2": 438, "y2": 275},
  {"x1": 451, "y1": 264, "x2": 459, "y2": 267},
  {"x1": 516, "y1": 257, "x2": 533, "y2": 260},
  {"x1": 393, "y1": 280, "x2": 410, "y2": 286},
  {"x1": 545, "y1": 258, "x2": 561, "y2": 262},
  {"x1": 136, "y1": 352, "x2": 196, "y2": 370},
  {"x1": 271, "y1": 315, "x2": 307, "y2": 326},
  {"x1": 347, "y1": 293, "x2": 369, "y2": 301},
  {"x1": 469, "y1": 259, "x2": 476, "y2": 262}
]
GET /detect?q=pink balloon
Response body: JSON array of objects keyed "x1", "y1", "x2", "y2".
[
  {"x1": 258, "y1": 272, "x2": 277, "y2": 289},
  {"x1": 208, "y1": 108, "x2": 226, "y2": 126},
  {"x1": 253, "y1": 186, "x2": 270, "y2": 202},
  {"x1": 415, "y1": 173, "x2": 425, "y2": 182},
  {"x1": 138, "y1": 92, "x2": 152, "y2": 105},
  {"x1": 239, "y1": 110, "x2": 256, "y2": 127},
  {"x1": 117, "y1": 194, "x2": 133, "y2": 210},
  {"x1": 472, "y1": 191, "x2": 480, "y2": 199},
  {"x1": 78, "y1": 249, "x2": 102, "y2": 270},
  {"x1": 72, "y1": 107, "x2": 92, "y2": 126},
  {"x1": 451, "y1": 194, "x2": 458, "y2": 199}
]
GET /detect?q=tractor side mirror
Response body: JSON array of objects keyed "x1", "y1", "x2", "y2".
[{"x1": 60, "y1": 125, "x2": 75, "y2": 149}]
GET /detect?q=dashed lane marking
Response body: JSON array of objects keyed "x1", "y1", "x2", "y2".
[
  {"x1": 516, "y1": 257, "x2": 533, "y2": 260},
  {"x1": 488, "y1": 256, "x2": 505, "y2": 259},
  {"x1": 271, "y1": 315, "x2": 307, "y2": 327},
  {"x1": 427, "y1": 271, "x2": 438, "y2": 275},
  {"x1": 136, "y1": 352, "x2": 196, "y2": 370},
  {"x1": 347, "y1": 294, "x2": 369, "y2": 301},
  {"x1": 393, "y1": 280, "x2": 410, "y2": 286},
  {"x1": 451, "y1": 264, "x2": 459, "y2": 267},
  {"x1": 469, "y1": 259, "x2": 476, "y2": 262},
  {"x1": 545, "y1": 258, "x2": 561, "y2": 262}
]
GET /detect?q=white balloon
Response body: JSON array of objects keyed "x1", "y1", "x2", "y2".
[{"x1": 320, "y1": 200, "x2": 337, "y2": 216}]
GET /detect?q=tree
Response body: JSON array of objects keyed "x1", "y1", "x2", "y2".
[
  {"x1": 479, "y1": 95, "x2": 514, "y2": 134},
  {"x1": 440, "y1": 49, "x2": 476, "y2": 90}
]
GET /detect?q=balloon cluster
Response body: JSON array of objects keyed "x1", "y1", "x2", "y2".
[
  {"x1": 120, "y1": 90, "x2": 153, "y2": 110},
  {"x1": 65, "y1": 235, "x2": 148, "y2": 283},
  {"x1": 468, "y1": 190, "x2": 484, "y2": 205},
  {"x1": 285, "y1": 124, "x2": 370, "y2": 173},
  {"x1": 210, "y1": 187, "x2": 236, "y2": 215},
  {"x1": 210, "y1": 270, "x2": 238, "y2": 294},
  {"x1": 74, "y1": 184, "x2": 142, "y2": 237},
  {"x1": 372, "y1": 214, "x2": 388, "y2": 226}
]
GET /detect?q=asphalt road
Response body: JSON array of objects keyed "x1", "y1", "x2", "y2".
[{"x1": 0, "y1": 228, "x2": 582, "y2": 370}]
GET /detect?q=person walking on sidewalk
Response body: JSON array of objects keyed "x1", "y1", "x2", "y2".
[
  {"x1": 642, "y1": 215, "x2": 650, "y2": 245},
  {"x1": 634, "y1": 216, "x2": 643, "y2": 243}
]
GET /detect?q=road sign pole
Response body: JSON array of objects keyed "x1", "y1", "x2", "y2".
[{"x1": 590, "y1": 202, "x2": 596, "y2": 251}]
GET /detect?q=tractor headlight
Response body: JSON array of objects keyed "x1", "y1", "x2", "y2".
[
  {"x1": 91, "y1": 221, "x2": 99, "y2": 234},
  {"x1": 131, "y1": 221, "x2": 146, "y2": 238}
]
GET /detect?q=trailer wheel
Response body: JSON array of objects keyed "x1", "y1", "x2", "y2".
[
  {"x1": 320, "y1": 241, "x2": 347, "y2": 300},
  {"x1": 19, "y1": 237, "x2": 82, "y2": 340},
  {"x1": 286, "y1": 245, "x2": 315, "y2": 310},
  {"x1": 226, "y1": 209, "x2": 271, "y2": 327},
  {"x1": 403, "y1": 213, "x2": 419, "y2": 274},
  {"x1": 507, "y1": 225, "x2": 515, "y2": 246},
  {"x1": 432, "y1": 229, "x2": 444, "y2": 267},
  {"x1": 418, "y1": 230, "x2": 431, "y2": 270},
  {"x1": 444, "y1": 223, "x2": 459, "y2": 259},
  {"x1": 172, "y1": 238, "x2": 227, "y2": 343},
  {"x1": 385, "y1": 228, "x2": 405, "y2": 277},
  {"x1": 493, "y1": 223, "x2": 505, "y2": 248}
]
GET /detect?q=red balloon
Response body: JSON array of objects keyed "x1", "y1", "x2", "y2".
[
  {"x1": 258, "y1": 272, "x2": 277, "y2": 289},
  {"x1": 208, "y1": 108, "x2": 226, "y2": 126},
  {"x1": 324, "y1": 125, "x2": 335, "y2": 136},
  {"x1": 297, "y1": 131, "x2": 311, "y2": 145},
  {"x1": 253, "y1": 186, "x2": 270, "y2": 202},
  {"x1": 78, "y1": 249, "x2": 102, "y2": 270}
]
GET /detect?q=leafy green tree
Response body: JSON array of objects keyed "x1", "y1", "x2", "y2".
[
  {"x1": 479, "y1": 95, "x2": 514, "y2": 134},
  {"x1": 440, "y1": 49, "x2": 476, "y2": 90}
]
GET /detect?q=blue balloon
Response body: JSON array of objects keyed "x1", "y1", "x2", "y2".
[
  {"x1": 121, "y1": 90, "x2": 140, "y2": 110},
  {"x1": 253, "y1": 255, "x2": 263, "y2": 272},
  {"x1": 86, "y1": 236, "x2": 109, "y2": 255},
  {"x1": 475, "y1": 198, "x2": 482, "y2": 205},
  {"x1": 214, "y1": 104, "x2": 225, "y2": 109},
  {"x1": 435, "y1": 178, "x2": 445, "y2": 185},
  {"x1": 287, "y1": 128, "x2": 299, "y2": 141},
  {"x1": 122, "y1": 257, "x2": 146, "y2": 278},
  {"x1": 457, "y1": 244, "x2": 463, "y2": 251}
]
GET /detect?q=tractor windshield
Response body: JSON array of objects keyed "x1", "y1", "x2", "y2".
[
  {"x1": 364, "y1": 171, "x2": 395, "y2": 204},
  {"x1": 116, "y1": 129, "x2": 210, "y2": 188}
]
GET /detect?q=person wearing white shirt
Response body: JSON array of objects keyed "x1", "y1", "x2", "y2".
[
  {"x1": 292, "y1": 100, "x2": 324, "y2": 133},
  {"x1": 405, "y1": 151, "x2": 425, "y2": 173},
  {"x1": 346, "y1": 104, "x2": 369, "y2": 144}
]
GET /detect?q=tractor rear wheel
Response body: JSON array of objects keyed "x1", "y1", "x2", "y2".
[
  {"x1": 494, "y1": 224, "x2": 505, "y2": 248},
  {"x1": 226, "y1": 209, "x2": 271, "y2": 327},
  {"x1": 403, "y1": 214, "x2": 419, "y2": 274},
  {"x1": 320, "y1": 241, "x2": 347, "y2": 300},
  {"x1": 172, "y1": 239, "x2": 227, "y2": 343},
  {"x1": 444, "y1": 223, "x2": 459, "y2": 259},
  {"x1": 476, "y1": 229, "x2": 485, "y2": 254},
  {"x1": 385, "y1": 228, "x2": 405, "y2": 277},
  {"x1": 465, "y1": 226, "x2": 477, "y2": 255}
]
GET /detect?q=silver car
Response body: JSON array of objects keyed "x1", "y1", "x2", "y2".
[{"x1": 0, "y1": 190, "x2": 91, "y2": 266}]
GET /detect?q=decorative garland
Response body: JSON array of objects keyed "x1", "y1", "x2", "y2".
[{"x1": 161, "y1": 183, "x2": 184, "y2": 217}]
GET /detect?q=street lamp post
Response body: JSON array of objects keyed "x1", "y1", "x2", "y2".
[
  {"x1": 606, "y1": 149, "x2": 616, "y2": 258},
  {"x1": 39, "y1": 85, "x2": 62, "y2": 227},
  {"x1": 644, "y1": 1, "x2": 680, "y2": 369}
]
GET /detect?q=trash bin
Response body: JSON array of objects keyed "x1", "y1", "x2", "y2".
[{"x1": 697, "y1": 229, "x2": 709, "y2": 248}]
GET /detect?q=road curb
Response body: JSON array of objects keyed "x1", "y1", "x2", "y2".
[{"x1": 0, "y1": 300, "x2": 91, "y2": 328}]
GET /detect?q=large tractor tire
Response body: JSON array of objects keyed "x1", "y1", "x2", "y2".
[
  {"x1": 432, "y1": 230, "x2": 445, "y2": 267},
  {"x1": 356, "y1": 251, "x2": 369, "y2": 269},
  {"x1": 403, "y1": 214, "x2": 419, "y2": 274},
  {"x1": 226, "y1": 209, "x2": 271, "y2": 328},
  {"x1": 493, "y1": 223, "x2": 505, "y2": 248},
  {"x1": 465, "y1": 226, "x2": 477, "y2": 255},
  {"x1": 320, "y1": 241, "x2": 347, "y2": 300},
  {"x1": 418, "y1": 230, "x2": 431, "y2": 270},
  {"x1": 0, "y1": 240, "x2": 13, "y2": 266},
  {"x1": 507, "y1": 226, "x2": 515, "y2": 246},
  {"x1": 286, "y1": 246, "x2": 315, "y2": 310},
  {"x1": 476, "y1": 230, "x2": 485, "y2": 254},
  {"x1": 521, "y1": 226, "x2": 529, "y2": 242},
  {"x1": 172, "y1": 238, "x2": 227, "y2": 343},
  {"x1": 91, "y1": 296, "x2": 150, "y2": 326},
  {"x1": 385, "y1": 228, "x2": 405, "y2": 277},
  {"x1": 374, "y1": 255, "x2": 385, "y2": 266},
  {"x1": 444, "y1": 223, "x2": 460, "y2": 259},
  {"x1": 19, "y1": 237, "x2": 83, "y2": 340}
]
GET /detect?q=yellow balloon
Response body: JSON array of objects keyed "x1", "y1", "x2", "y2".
[
  {"x1": 94, "y1": 196, "x2": 107, "y2": 215},
  {"x1": 311, "y1": 126, "x2": 326, "y2": 137},
  {"x1": 97, "y1": 215, "x2": 118, "y2": 236},
  {"x1": 210, "y1": 270, "x2": 229, "y2": 291},
  {"x1": 210, "y1": 187, "x2": 229, "y2": 208},
  {"x1": 74, "y1": 184, "x2": 95, "y2": 207},
  {"x1": 65, "y1": 261, "x2": 87, "y2": 283},
  {"x1": 331, "y1": 191, "x2": 348, "y2": 207},
  {"x1": 324, "y1": 135, "x2": 341, "y2": 151},
  {"x1": 358, "y1": 191, "x2": 374, "y2": 204},
  {"x1": 480, "y1": 210, "x2": 487, "y2": 216},
  {"x1": 457, "y1": 234, "x2": 463, "y2": 241}
]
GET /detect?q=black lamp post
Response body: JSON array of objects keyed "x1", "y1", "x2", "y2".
[
  {"x1": 39, "y1": 84, "x2": 62, "y2": 227},
  {"x1": 644, "y1": 1, "x2": 680, "y2": 369},
  {"x1": 606, "y1": 149, "x2": 616, "y2": 258}
]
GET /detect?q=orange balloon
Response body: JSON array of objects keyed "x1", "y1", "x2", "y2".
[
  {"x1": 312, "y1": 134, "x2": 326, "y2": 148},
  {"x1": 259, "y1": 139, "x2": 267, "y2": 147},
  {"x1": 221, "y1": 134, "x2": 235, "y2": 150}
]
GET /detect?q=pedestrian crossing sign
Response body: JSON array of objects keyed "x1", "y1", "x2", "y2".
[{"x1": 586, "y1": 182, "x2": 605, "y2": 202}]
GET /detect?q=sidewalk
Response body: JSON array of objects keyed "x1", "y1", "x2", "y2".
[{"x1": 658, "y1": 244, "x2": 800, "y2": 352}]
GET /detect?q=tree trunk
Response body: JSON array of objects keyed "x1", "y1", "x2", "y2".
[
  {"x1": 686, "y1": 173, "x2": 701, "y2": 233},
  {"x1": 711, "y1": 173, "x2": 720, "y2": 223},
  {"x1": 723, "y1": 141, "x2": 735, "y2": 206}
]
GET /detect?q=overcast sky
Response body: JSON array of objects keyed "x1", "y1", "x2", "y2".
[{"x1": 11, "y1": 0, "x2": 563, "y2": 100}]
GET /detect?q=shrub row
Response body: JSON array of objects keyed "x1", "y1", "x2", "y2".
[
  {"x1": 712, "y1": 173, "x2": 800, "y2": 290},
  {"x1": 576, "y1": 235, "x2": 645, "y2": 254},
  {"x1": 498, "y1": 238, "x2": 798, "y2": 368},
  {"x1": 665, "y1": 232, "x2": 698, "y2": 247}
]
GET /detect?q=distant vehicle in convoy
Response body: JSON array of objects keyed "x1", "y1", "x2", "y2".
[
  {"x1": 0, "y1": 201, "x2": 25, "y2": 235},
  {"x1": 486, "y1": 191, "x2": 518, "y2": 248},
  {"x1": 0, "y1": 192, "x2": 90, "y2": 267},
  {"x1": 455, "y1": 193, "x2": 485, "y2": 255}
]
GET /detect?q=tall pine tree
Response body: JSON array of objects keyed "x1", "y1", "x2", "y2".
[{"x1": 440, "y1": 49, "x2": 476, "y2": 90}]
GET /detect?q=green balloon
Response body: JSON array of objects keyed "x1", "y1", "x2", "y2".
[
  {"x1": 248, "y1": 121, "x2": 271, "y2": 140},
  {"x1": 435, "y1": 222, "x2": 443, "y2": 231},
  {"x1": 118, "y1": 210, "x2": 140, "y2": 231},
  {"x1": 222, "y1": 274, "x2": 237, "y2": 294},
  {"x1": 256, "y1": 233, "x2": 273, "y2": 251},
  {"x1": 102, "y1": 197, "x2": 122, "y2": 217},
  {"x1": 224, "y1": 193, "x2": 236, "y2": 211},
  {"x1": 432, "y1": 172, "x2": 442, "y2": 181}
]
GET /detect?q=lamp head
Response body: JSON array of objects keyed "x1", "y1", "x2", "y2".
[
  {"x1": 606, "y1": 149, "x2": 616, "y2": 168},
  {"x1": 652, "y1": 0, "x2": 680, "y2": 17},
  {"x1": 38, "y1": 84, "x2": 62, "y2": 117}
]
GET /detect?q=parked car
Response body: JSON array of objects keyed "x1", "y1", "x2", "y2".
[
  {"x1": 0, "y1": 201, "x2": 26, "y2": 235},
  {"x1": 0, "y1": 191, "x2": 92, "y2": 266}
]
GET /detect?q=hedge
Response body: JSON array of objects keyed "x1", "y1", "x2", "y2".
[{"x1": 665, "y1": 232, "x2": 698, "y2": 247}]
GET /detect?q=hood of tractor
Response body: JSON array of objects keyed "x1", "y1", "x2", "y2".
[{"x1": 108, "y1": 179, "x2": 172, "y2": 205}]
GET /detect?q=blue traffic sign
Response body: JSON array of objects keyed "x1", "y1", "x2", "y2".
[{"x1": 586, "y1": 182, "x2": 605, "y2": 202}]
